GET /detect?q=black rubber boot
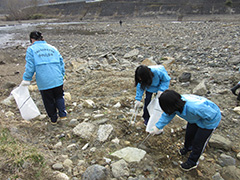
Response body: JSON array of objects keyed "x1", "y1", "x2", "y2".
[
  {"x1": 231, "y1": 84, "x2": 240, "y2": 95},
  {"x1": 237, "y1": 93, "x2": 240, "y2": 101}
]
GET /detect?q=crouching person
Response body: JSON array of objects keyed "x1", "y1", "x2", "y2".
[
  {"x1": 151, "y1": 90, "x2": 221, "y2": 171},
  {"x1": 134, "y1": 65, "x2": 171, "y2": 126}
]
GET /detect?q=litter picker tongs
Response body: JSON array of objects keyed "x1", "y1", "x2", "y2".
[{"x1": 129, "y1": 106, "x2": 139, "y2": 125}]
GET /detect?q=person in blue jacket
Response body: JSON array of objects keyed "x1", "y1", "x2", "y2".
[
  {"x1": 150, "y1": 90, "x2": 221, "y2": 171},
  {"x1": 231, "y1": 81, "x2": 240, "y2": 101},
  {"x1": 134, "y1": 65, "x2": 171, "y2": 125},
  {"x1": 20, "y1": 31, "x2": 67, "y2": 124}
]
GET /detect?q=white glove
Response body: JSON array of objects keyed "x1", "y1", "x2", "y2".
[
  {"x1": 134, "y1": 100, "x2": 141, "y2": 109},
  {"x1": 20, "y1": 80, "x2": 31, "y2": 86},
  {"x1": 63, "y1": 75, "x2": 67, "y2": 83},
  {"x1": 157, "y1": 91, "x2": 162, "y2": 98},
  {"x1": 150, "y1": 126, "x2": 163, "y2": 135}
]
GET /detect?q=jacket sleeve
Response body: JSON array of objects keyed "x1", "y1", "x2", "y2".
[
  {"x1": 23, "y1": 48, "x2": 35, "y2": 81},
  {"x1": 135, "y1": 83, "x2": 144, "y2": 101},
  {"x1": 155, "y1": 112, "x2": 175, "y2": 129},
  {"x1": 158, "y1": 67, "x2": 171, "y2": 91}
]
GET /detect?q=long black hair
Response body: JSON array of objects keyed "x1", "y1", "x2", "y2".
[
  {"x1": 29, "y1": 31, "x2": 44, "y2": 42},
  {"x1": 159, "y1": 90, "x2": 186, "y2": 115},
  {"x1": 134, "y1": 65, "x2": 154, "y2": 90}
]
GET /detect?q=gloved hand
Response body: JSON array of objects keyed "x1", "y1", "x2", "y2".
[
  {"x1": 150, "y1": 126, "x2": 163, "y2": 135},
  {"x1": 157, "y1": 91, "x2": 162, "y2": 98},
  {"x1": 20, "y1": 80, "x2": 31, "y2": 86},
  {"x1": 134, "y1": 100, "x2": 141, "y2": 109}
]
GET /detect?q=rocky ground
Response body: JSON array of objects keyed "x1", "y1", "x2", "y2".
[{"x1": 0, "y1": 14, "x2": 240, "y2": 180}]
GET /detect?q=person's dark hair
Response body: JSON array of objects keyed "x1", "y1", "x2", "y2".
[
  {"x1": 159, "y1": 90, "x2": 186, "y2": 115},
  {"x1": 134, "y1": 65, "x2": 154, "y2": 90},
  {"x1": 29, "y1": 31, "x2": 44, "y2": 42}
]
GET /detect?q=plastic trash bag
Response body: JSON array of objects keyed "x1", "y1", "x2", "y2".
[
  {"x1": 11, "y1": 86, "x2": 40, "y2": 120},
  {"x1": 146, "y1": 95, "x2": 163, "y2": 133}
]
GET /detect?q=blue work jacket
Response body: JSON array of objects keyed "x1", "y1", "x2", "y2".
[
  {"x1": 23, "y1": 41, "x2": 65, "y2": 90},
  {"x1": 135, "y1": 65, "x2": 171, "y2": 101},
  {"x1": 155, "y1": 94, "x2": 221, "y2": 130}
]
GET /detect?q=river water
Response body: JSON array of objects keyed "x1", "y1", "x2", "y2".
[
  {"x1": 0, "y1": 21, "x2": 88, "y2": 49},
  {"x1": 0, "y1": 22, "x2": 41, "y2": 49}
]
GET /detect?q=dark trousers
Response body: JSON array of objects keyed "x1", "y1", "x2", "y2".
[
  {"x1": 40, "y1": 85, "x2": 66, "y2": 122},
  {"x1": 184, "y1": 123, "x2": 214, "y2": 165},
  {"x1": 143, "y1": 91, "x2": 153, "y2": 125}
]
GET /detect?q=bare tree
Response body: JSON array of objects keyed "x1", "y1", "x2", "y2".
[
  {"x1": 3, "y1": 0, "x2": 25, "y2": 20},
  {"x1": 3, "y1": 0, "x2": 43, "y2": 20}
]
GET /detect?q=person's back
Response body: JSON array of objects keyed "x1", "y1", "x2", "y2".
[
  {"x1": 25, "y1": 41, "x2": 64, "y2": 90},
  {"x1": 152, "y1": 90, "x2": 221, "y2": 171},
  {"x1": 148, "y1": 65, "x2": 171, "y2": 92},
  {"x1": 21, "y1": 31, "x2": 67, "y2": 124}
]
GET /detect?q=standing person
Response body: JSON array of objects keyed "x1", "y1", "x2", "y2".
[
  {"x1": 20, "y1": 31, "x2": 67, "y2": 124},
  {"x1": 151, "y1": 90, "x2": 221, "y2": 171},
  {"x1": 134, "y1": 65, "x2": 171, "y2": 125},
  {"x1": 119, "y1": 20, "x2": 123, "y2": 26},
  {"x1": 231, "y1": 81, "x2": 240, "y2": 101}
]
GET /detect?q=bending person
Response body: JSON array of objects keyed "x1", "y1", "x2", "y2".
[
  {"x1": 134, "y1": 65, "x2": 171, "y2": 126},
  {"x1": 21, "y1": 31, "x2": 67, "y2": 124},
  {"x1": 151, "y1": 90, "x2": 221, "y2": 171}
]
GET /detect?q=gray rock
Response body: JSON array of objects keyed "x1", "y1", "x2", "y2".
[
  {"x1": 111, "y1": 159, "x2": 129, "y2": 178},
  {"x1": 63, "y1": 159, "x2": 73, "y2": 168},
  {"x1": 128, "y1": 175, "x2": 149, "y2": 180},
  {"x1": 218, "y1": 154, "x2": 236, "y2": 167},
  {"x1": 233, "y1": 107, "x2": 240, "y2": 115},
  {"x1": 73, "y1": 122, "x2": 95, "y2": 140},
  {"x1": 192, "y1": 79, "x2": 207, "y2": 95},
  {"x1": 97, "y1": 124, "x2": 113, "y2": 142},
  {"x1": 124, "y1": 49, "x2": 139, "y2": 59},
  {"x1": 1, "y1": 95, "x2": 14, "y2": 106},
  {"x1": 221, "y1": 166, "x2": 240, "y2": 180},
  {"x1": 68, "y1": 119, "x2": 79, "y2": 127},
  {"x1": 54, "y1": 141, "x2": 62, "y2": 149},
  {"x1": 55, "y1": 172, "x2": 69, "y2": 180},
  {"x1": 212, "y1": 172, "x2": 224, "y2": 180},
  {"x1": 52, "y1": 163, "x2": 63, "y2": 170},
  {"x1": 178, "y1": 72, "x2": 191, "y2": 82},
  {"x1": 181, "y1": 82, "x2": 190, "y2": 87},
  {"x1": 228, "y1": 55, "x2": 240, "y2": 65},
  {"x1": 83, "y1": 99, "x2": 95, "y2": 108},
  {"x1": 237, "y1": 152, "x2": 240, "y2": 160},
  {"x1": 111, "y1": 147, "x2": 146, "y2": 163},
  {"x1": 209, "y1": 134, "x2": 232, "y2": 151},
  {"x1": 93, "y1": 118, "x2": 109, "y2": 125},
  {"x1": 82, "y1": 164, "x2": 110, "y2": 180}
]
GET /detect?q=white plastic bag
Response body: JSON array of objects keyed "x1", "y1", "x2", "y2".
[
  {"x1": 11, "y1": 86, "x2": 40, "y2": 120},
  {"x1": 146, "y1": 95, "x2": 163, "y2": 133}
]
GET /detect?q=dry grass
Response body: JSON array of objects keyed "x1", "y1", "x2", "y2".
[{"x1": 0, "y1": 127, "x2": 53, "y2": 180}]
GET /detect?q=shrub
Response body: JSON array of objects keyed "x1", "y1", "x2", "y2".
[
  {"x1": 225, "y1": 0, "x2": 233, "y2": 7},
  {"x1": 28, "y1": 13, "x2": 45, "y2": 20}
]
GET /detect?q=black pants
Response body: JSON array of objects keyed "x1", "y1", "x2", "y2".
[
  {"x1": 184, "y1": 123, "x2": 214, "y2": 165},
  {"x1": 40, "y1": 85, "x2": 66, "y2": 122},
  {"x1": 143, "y1": 91, "x2": 153, "y2": 125}
]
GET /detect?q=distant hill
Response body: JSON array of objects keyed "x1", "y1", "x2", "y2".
[{"x1": 20, "y1": 0, "x2": 240, "y2": 20}]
